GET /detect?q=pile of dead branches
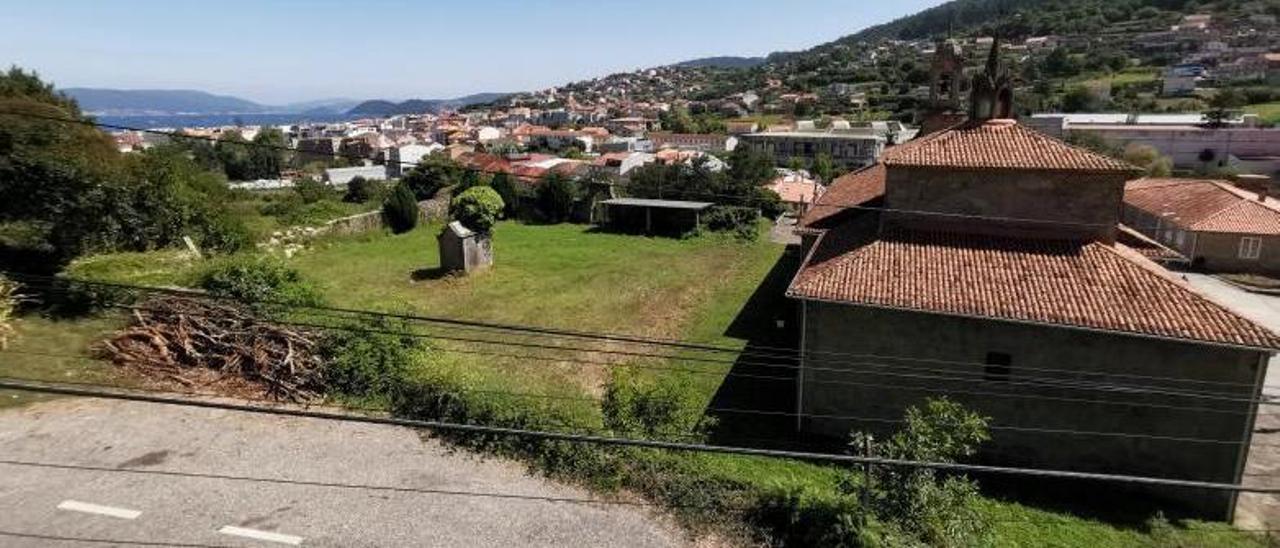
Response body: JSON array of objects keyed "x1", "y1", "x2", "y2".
[{"x1": 97, "y1": 297, "x2": 326, "y2": 401}]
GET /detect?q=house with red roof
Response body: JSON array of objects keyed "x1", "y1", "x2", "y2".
[
  {"x1": 787, "y1": 44, "x2": 1279, "y2": 520},
  {"x1": 1124, "y1": 177, "x2": 1280, "y2": 275}
]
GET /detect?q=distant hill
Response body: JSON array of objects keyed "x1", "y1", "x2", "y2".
[
  {"x1": 65, "y1": 88, "x2": 270, "y2": 116},
  {"x1": 673, "y1": 56, "x2": 766, "y2": 69},
  {"x1": 346, "y1": 93, "x2": 510, "y2": 116}
]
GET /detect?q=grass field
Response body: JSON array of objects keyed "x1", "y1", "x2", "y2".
[
  {"x1": 8, "y1": 221, "x2": 1271, "y2": 545},
  {"x1": 1246, "y1": 102, "x2": 1280, "y2": 126}
]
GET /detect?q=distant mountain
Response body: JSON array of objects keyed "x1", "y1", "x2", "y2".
[
  {"x1": 65, "y1": 88, "x2": 270, "y2": 116},
  {"x1": 346, "y1": 93, "x2": 510, "y2": 116},
  {"x1": 280, "y1": 98, "x2": 362, "y2": 115},
  {"x1": 673, "y1": 56, "x2": 766, "y2": 69}
]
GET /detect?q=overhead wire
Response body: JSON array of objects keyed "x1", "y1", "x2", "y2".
[{"x1": 2, "y1": 376, "x2": 1278, "y2": 495}]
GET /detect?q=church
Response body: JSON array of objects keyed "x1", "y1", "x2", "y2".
[{"x1": 787, "y1": 39, "x2": 1280, "y2": 520}]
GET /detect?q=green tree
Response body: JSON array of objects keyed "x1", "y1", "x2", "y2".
[
  {"x1": 215, "y1": 131, "x2": 254, "y2": 181},
  {"x1": 401, "y1": 155, "x2": 459, "y2": 200},
  {"x1": 248, "y1": 127, "x2": 287, "y2": 179},
  {"x1": 535, "y1": 172, "x2": 580, "y2": 223},
  {"x1": 488, "y1": 172, "x2": 520, "y2": 217},
  {"x1": 343, "y1": 176, "x2": 385, "y2": 203},
  {"x1": 382, "y1": 182, "x2": 419, "y2": 234},
  {"x1": 1205, "y1": 88, "x2": 1246, "y2": 128},
  {"x1": 812, "y1": 153, "x2": 835, "y2": 183},
  {"x1": 847, "y1": 398, "x2": 992, "y2": 547},
  {"x1": 449, "y1": 186, "x2": 505, "y2": 233},
  {"x1": 1122, "y1": 143, "x2": 1172, "y2": 177}
]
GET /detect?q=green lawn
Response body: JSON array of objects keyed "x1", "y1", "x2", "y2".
[
  {"x1": 0, "y1": 314, "x2": 127, "y2": 409},
  {"x1": 1246, "y1": 102, "x2": 1280, "y2": 126}
]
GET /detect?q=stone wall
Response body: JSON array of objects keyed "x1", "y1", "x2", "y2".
[
  {"x1": 798, "y1": 300, "x2": 1267, "y2": 519},
  {"x1": 885, "y1": 167, "x2": 1127, "y2": 241},
  {"x1": 322, "y1": 191, "x2": 452, "y2": 237}
]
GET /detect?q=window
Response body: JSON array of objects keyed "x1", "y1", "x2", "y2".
[
  {"x1": 1175, "y1": 230, "x2": 1186, "y2": 247},
  {"x1": 983, "y1": 352, "x2": 1012, "y2": 382},
  {"x1": 1239, "y1": 237, "x2": 1262, "y2": 260}
]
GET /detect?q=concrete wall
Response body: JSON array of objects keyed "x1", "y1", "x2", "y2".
[
  {"x1": 884, "y1": 167, "x2": 1127, "y2": 241},
  {"x1": 1078, "y1": 127, "x2": 1280, "y2": 170},
  {"x1": 798, "y1": 300, "x2": 1267, "y2": 519}
]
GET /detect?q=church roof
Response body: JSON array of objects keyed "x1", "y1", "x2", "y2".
[{"x1": 881, "y1": 119, "x2": 1138, "y2": 173}]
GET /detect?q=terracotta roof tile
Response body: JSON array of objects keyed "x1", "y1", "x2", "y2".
[
  {"x1": 881, "y1": 119, "x2": 1137, "y2": 172},
  {"x1": 1124, "y1": 178, "x2": 1280, "y2": 235},
  {"x1": 788, "y1": 223, "x2": 1280, "y2": 349},
  {"x1": 798, "y1": 163, "x2": 885, "y2": 230}
]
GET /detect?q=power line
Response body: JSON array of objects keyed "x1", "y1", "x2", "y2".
[
  {"x1": 10, "y1": 279, "x2": 1276, "y2": 417},
  {"x1": 14, "y1": 273, "x2": 1277, "y2": 403},
  {"x1": 0, "y1": 459, "x2": 664, "y2": 508},
  {"x1": 4, "y1": 361, "x2": 1269, "y2": 449},
  {"x1": 15, "y1": 271, "x2": 1273, "y2": 393},
  {"x1": 0, "y1": 530, "x2": 231, "y2": 547},
  {"x1": 0, "y1": 109, "x2": 1161, "y2": 231},
  {"x1": 2, "y1": 377, "x2": 1276, "y2": 494}
]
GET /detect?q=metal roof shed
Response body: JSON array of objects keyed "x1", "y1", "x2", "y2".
[{"x1": 599, "y1": 198, "x2": 714, "y2": 235}]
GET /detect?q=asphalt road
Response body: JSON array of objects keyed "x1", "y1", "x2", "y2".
[
  {"x1": 0, "y1": 398, "x2": 685, "y2": 547},
  {"x1": 1181, "y1": 273, "x2": 1280, "y2": 530}
]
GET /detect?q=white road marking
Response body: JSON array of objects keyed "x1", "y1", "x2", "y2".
[
  {"x1": 218, "y1": 525, "x2": 304, "y2": 545},
  {"x1": 56, "y1": 500, "x2": 141, "y2": 520}
]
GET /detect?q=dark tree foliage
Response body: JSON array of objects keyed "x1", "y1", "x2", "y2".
[
  {"x1": 382, "y1": 182, "x2": 419, "y2": 234},
  {"x1": 401, "y1": 155, "x2": 460, "y2": 200},
  {"x1": 342, "y1": 176, "x2": 384, "y2": 204},
  {"x1": 488, "y1": 172, "x2": 520, "y2": 217},
  {"x1": 535, "y1": 172, "x2": 580, "y2": 223},
  {"x1": 0, "y1": 68, "x2": 248, "y2": 265}
]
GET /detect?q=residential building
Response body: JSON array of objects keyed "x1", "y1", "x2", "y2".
[
  {"x1": 766, "y1": 170, "x2": 825, "y2": 214},
  {"x1": 647, "y1": 132, "x2": 737, "y2": 152},
  {"x1": 739, "y1": 130, "x2": 885, "y2": 169},
  {"x1": 1123, "y1": 177, "x2": 1280, "y2": 274},
  {"x1": 788, "y1": 47, "x2": 1279, "y2": 520},
  {"x1": 386, "y1": 143, "x2": 443, "y2": 178}
]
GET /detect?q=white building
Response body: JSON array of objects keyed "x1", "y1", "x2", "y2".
[{"x1": 324, "y1": 165, "x2": 388, "y2": 186}]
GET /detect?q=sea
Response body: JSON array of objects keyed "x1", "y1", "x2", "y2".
[{"x1": 96, "y1": 112, "x2": 363, "y2": 130}]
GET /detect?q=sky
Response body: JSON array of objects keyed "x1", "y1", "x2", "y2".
[{"x1": 3, "y1": 0, "x2": 948, "y2": 105}]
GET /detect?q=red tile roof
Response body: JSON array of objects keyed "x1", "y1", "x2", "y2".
[
  {"x1": 1125, "y1": 178, "x2": 1280, "y2": 235},
  {"x1": 881, "y1": 119, "x2": 1137, "y2": 172},
  {"x1": 788, "y1": 223, "x2": 1280, "y2": 349},
  {"x1": 767, "y1": 174, "x2": 824, "y2": 205},
  {"x1": 798, "y1": 164, "x2": 885, "y2": 230}
]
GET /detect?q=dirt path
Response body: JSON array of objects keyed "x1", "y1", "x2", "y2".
[{"x1": 0, "y1": 398, "x2": 686, "y2": 547}]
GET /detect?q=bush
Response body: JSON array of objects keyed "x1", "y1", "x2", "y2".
[
  {"x1": 449, "y1": 186, "x2": 504, "y2": 233},
  {"x1": 342, "y1": 176, "x2": 385, "y2": 204},
  {"x1": 318, "y1": 317, "x2": 420, "y2": 398},
  {"x1": 293, "y1": 177, "x2": 335, "y2": 204},
  {"x1": 602, "y1": 369, "x2": 712, "y2": 441},
  {"x1": 382, "y1": 182, "x2": 420, "y2": 234},
  {"x1": 196, "y1": 255, "x2": 325, "y2": 308},
  {"x1": 703, "y1": 206, "x2": 761, "y2": 240}
]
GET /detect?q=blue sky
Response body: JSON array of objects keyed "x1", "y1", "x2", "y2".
[{"x1": 3, "y1": 0, "x2": 947, "y2": 104}]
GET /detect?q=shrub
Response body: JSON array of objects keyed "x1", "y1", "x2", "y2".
[
  {"x1": 449, "y1": 186, "x2": 504, "y2": 233},
  {"x1": 602, "y1": 369, "x2": 712, "y2": 441},
  {"x1": 453, "y1": 170, "x2": 488, "y2": 194},
  {"x1": 382, "y1": 182, "x2": 420, "y2": 234},
  {"x1": 318, "y1": 317, "x2": 420, "y2": 398},
  {"x1": 293, "y1": 177, "x2": 335, "y2": 204},
  {"x1": 196, "y1": 255, "x2": 324, "y2": 308},
  {"x1": 703, "y1": 206, "x2": 761, "y2": 240},
  {"x1": 342, "y1": 176, "x2": 385, "y2": 203}
]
